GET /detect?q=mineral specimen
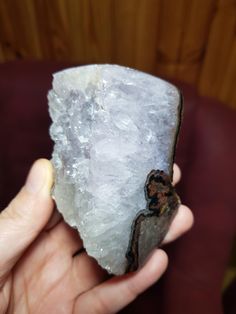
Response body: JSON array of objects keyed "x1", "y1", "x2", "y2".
[{"x1": 48, "y1": 64, "x2": 182, "y2": 275}]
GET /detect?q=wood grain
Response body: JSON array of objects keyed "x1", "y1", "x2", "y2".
[{"x1": 0, "y1": 0, "x2": 236, "y2": 109}]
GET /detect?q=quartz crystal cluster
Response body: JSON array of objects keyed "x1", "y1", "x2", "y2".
[{"x1": 48, "y1": 64, "x2": 182, "y2": 275}]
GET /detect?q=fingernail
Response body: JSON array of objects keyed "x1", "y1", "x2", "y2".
[{"x1": 25, "y1": 160, "x2": 46, "y2": 194}]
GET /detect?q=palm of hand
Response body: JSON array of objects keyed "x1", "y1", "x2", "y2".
[
  {"x1": 0, "y1": 160, "x2": 193, "y2": 314},
  {"x1": 4, "y1": 221, "x2": 108, "y2": 314},
  {"x1": 3, "y1": 218, "x2": 168, "y2": 314}
]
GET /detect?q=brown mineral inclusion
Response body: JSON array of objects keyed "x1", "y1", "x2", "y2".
[{"x1": 126, "y1": 170, "x2": 180, "y2": 272}]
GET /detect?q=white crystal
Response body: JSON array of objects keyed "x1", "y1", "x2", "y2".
[{"x1": 49, "y1": 64, "x2": 181, "y2": 275}]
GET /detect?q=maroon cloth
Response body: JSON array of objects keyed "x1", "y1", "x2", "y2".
[
  {"x1": 0, "y1": 61, "x2": 71, "y2": 208},
  {"x1": 0, "y1": 61, "x2": 236, "y2": 314}
]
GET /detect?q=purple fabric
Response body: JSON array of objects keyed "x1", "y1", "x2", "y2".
[
  {"x1": 0, "y1": 61, "x2": 235, "y2": 314},
  {"x1": 0, "y1": 61, "x2": 72, "y2": 208}
]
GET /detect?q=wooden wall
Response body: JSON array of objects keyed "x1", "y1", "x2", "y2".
[{"x1": 0, "y1": 0, "x2": 236, "y2": 109}]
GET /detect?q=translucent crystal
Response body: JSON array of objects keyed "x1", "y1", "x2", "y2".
[{"x1": 48, "y1": 64, "x2": 181, "y2": 275}]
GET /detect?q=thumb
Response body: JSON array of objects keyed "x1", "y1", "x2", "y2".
[{"x1": 0, "y1": 159, "x2": 54, "y2": 282}]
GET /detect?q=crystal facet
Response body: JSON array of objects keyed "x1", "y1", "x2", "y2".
[{"x1": 48, "y1": 64, "x2": 182, "y2": 275}]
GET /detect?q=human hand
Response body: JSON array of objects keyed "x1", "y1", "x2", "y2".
[{"x1": 0, "y1": 159, "x2": 193, "y2": 314}]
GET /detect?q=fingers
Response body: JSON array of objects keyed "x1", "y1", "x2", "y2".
[
  {"x1": 73, "y1": 252, "x2": 107, "y2": 293},
  {"x1": 48, "y1": 221, "x2": 83, "y2": 255},
  {"x1": 44, "y1": 208, "x2": 62, "y2": 231},
  {"x1": 74, "y1": 249, "x2": 168, "y2": 314},
  {"x1": 167, "y1": 164, "x2": 193, "y2": 244},
  {"x1": 172, "y1": 163, "x2": 181, "y2": 185},
  {"x1": 0, "y1": 159, "x2": 54, "y2": 283},
  {"x1": 162, "y1": 204, "x2": 194, "y2": 245}
]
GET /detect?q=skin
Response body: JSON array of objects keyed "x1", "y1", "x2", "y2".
[{"x1": 0, "y1": 159, "x2": 193, "y2": 314}]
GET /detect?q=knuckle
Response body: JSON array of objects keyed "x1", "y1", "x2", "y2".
[
  {"x1": 1, "y1": 200, "x2": 24, "y2": 222},
  {"x1": 91, "y1": 290, "x2": 111, "y2": 314},
  {"x1": 125, "y1": 281, "x2": 139, "y2": 300}
]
